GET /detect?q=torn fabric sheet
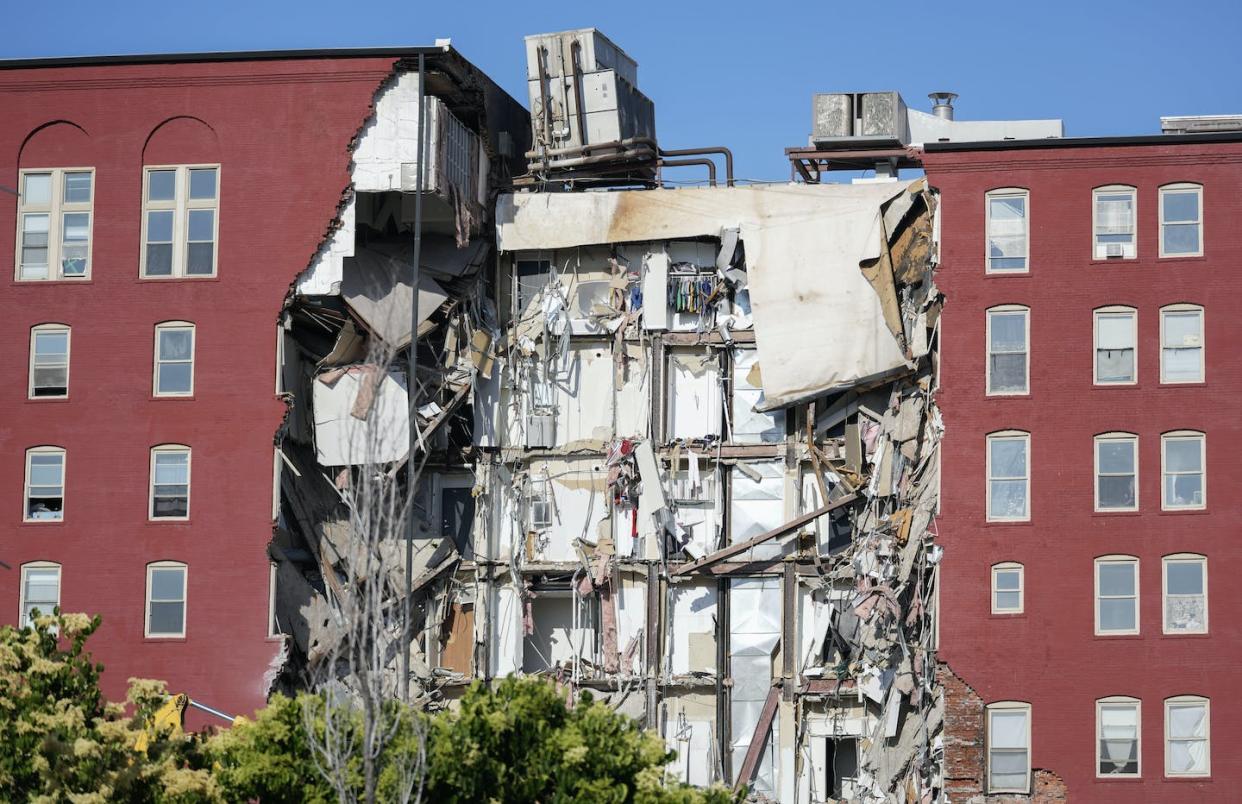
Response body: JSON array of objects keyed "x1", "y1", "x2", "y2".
[{"x1": 496, "y1": 183, "x2": 912, "y2": 408}]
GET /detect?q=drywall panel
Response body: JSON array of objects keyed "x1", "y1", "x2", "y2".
[
  {"x1": 616, "y1": 573, "x2": 646, "y2": 676},
  {"x1": 490, "y1": 583, "x2": 522, "y2": 677},
  {"x1": 522, "y1": 593, "x2": 596, "y2": 673},
  {"x1": 550, "y1": 342, "x2": 615, "y2": 445},
  {"x1": 312, "y1": 367, "x2": 410, "y2": 465},
  {"x1": 664, "y1": 693, "x2": 717, "y2": 787},
  {"x1": 529, "y1": 458, "x2": 610, "y2": 562},
  {"x1": 669, "y1": 580, "x2": 718, "y2": 675},
  {"x1": 614, "y1": 343, "x2": 651, "y2": 439},
  {"x1": 668, "y1": 350, "x2": 721, "y2": 441}
]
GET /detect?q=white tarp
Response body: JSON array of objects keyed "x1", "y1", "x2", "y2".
[{"x1": 496, "y1": 183, "x2": 911, "y2": 408}]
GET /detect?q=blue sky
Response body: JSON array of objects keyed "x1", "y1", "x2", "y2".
[{"x1": 7, "y1": 0, "x2": 1242, "y2": 181}]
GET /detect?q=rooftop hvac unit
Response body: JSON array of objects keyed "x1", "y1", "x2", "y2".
[
  {"x1": 524, "y1": 28, "x2": 657, "y2": 175},
  {"x1": 811, "y1": 91, "x2": 909, "y2": 147}
]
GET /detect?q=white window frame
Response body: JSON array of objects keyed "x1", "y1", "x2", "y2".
[
  {"x1": 1093, "y1": 306, "x2": 1137, "y2": 386},
  {"x1": 1095, "y1": 555, "x2": 1140, "y2": 636},
  {"x1": 145, "y1": 561, "x2": 187, "y2": 638},
  {"x1": 1165, "y1": 696, "x2": 1210, "y2": 777},
  {"x1": 1161, "y1": 431, "x2": 1206, "y2": 511},
  {"x1": 1094, "y1": 433, "x2": 1139, "y2": 512},
  {"x1": 28, "y1": 323, "x2": 71, "y2": 399},
  {"x1": 149, "y1": 445, "x2": 191, "y2": 521},
  {"x1": 1159, "y1": 304, "x2": 1204, "y2": 384},
  {"x1": 269, "y1": 561, "x2": 281, "y2": 638},
  {"x1": 986, "y1": 701, "x2": 1031, "y2": 794},
  {"x1": 153, "y1": 321, "x2": 196, "y2": 397},
  {"x1": 15, "y1": 167, "x2": 95, "y2": 281},
  {"x1": 1162, "y1": 553, "x2": 1208, "y2": 635},
  {"x1": 991, "y1": 562, "x2": 1024, "y2": 614},
  {"x1": 985, "y1": 305, "x2": 1029, "y2": 396},
  {"x1": 1159, "y1": 183, "x2": 1204, "y2": 258},
  {"x1": 19, "y1": 561, "x2": 62, "y2": 627},
  {"x1": 1093, "y1": 185, "x2": 1137, "y2": 260},
  {"x1": 140, "y1": 164, "x2": 220, "y2": 278},
  {"x1": 1096, "y1": 697, "x2": 1141, "y2": 778},
  {"x1": 24, "y1": 446, "x2": 66, "y2": 523},
  {"x1": 985, "y1": 188, "x2": 1030, "y2": 273},
  {"x1": 986, "y1": 431, "x2": 1030, "y2": 522}
]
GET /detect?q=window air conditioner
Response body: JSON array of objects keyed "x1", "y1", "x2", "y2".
[
  {"x1": 526, "y1": 409, "x2": 557, "y2": 448},
  {"x1": 1105, "y1": 243, "x2": 1125, "y2": 258}
]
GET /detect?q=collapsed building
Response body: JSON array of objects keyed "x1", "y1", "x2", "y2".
[{"x1": 272, "y1": 29, "x2": 945, "y2": 802}]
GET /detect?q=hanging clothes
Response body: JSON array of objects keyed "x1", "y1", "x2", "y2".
[{"x1": 667, "y1": 273, "x2": 720, "y2": 314}]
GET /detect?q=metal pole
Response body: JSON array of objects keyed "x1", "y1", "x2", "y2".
[{"x1": 401, "y1": 53, "x2": 427, "y2": 704}]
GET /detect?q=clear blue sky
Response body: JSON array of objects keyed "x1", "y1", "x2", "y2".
[{"x1": 7, "y1": 0, "x2": 1242, "y2": 181}]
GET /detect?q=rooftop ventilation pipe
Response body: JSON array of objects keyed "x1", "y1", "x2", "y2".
[{"x1": 929, "y1": 92, "x2": 958, "y2": 120}]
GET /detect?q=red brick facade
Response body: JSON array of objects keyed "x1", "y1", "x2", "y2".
[{"x1": 925, "y1": 138, "x2": 1242, "y2": 801}]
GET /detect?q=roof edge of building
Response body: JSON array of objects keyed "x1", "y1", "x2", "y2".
[
  {"x1": 922, "y1": 131, "x2": 1242, "y2": 153},
  {"x1": 0, "y1": 45, "x2": 453, "y2": 70}
]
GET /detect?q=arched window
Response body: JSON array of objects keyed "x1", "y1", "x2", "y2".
[
  {"x1": 28, "y1": 323, "x2": 70, "y2": 398},
  {"x1": 1163, "y1": 553, "x2": 1207, "y2": 634},
  {"x1": 19, "y1": 561, "x2": 61, "y2": 627},
  {"x1": 1161, "y1": 430, "x2": 1205, "y2": 510},
  {"x1": 985, "y1": 305, "x2": 1029, "y2": 395},
  {"x1": 986, "y1": 701, "x2": 1031, "y2": 793},
  {"x1": 149, "y1": 445, "x2": 191, "y2": 520},
  {"x1": 990, "y1": 562, "x2": 1024, "y2": 614},
  {"x1": 24, "y1": 446, "x2": 66, "y2": 522},
  {"x1": 1165, "y1": 696, "x2": 1210, "y2": 777},
  {"x1": 1093, "y1": 185, "x2": 1137, "y2": 259},
  {"x1": 985, "y1": 188, "x2": 1029, "y2": 272},
  {"x1": 1159, "y1": 183, "x2": 1203, "y2": 257},
  {"x1": 1093, "y1": 306, "x2": 1137, "y2": 385},
  {"x1": 146, "y1": 561, "x2": 187, "y2": 637},
  {"x1": 153, "y1": 321, "x2": 195, "y2": 396},
  {"x1": 1094, "y1": 432, "x2": 1138, "y2": 511},
  {"x1": 1095, "y1": 555, "x2": 1139, "y2": 635},
  {"x1": 1097, "y1": 696, "x2": 1141, "y2": 777},
  {"x1": 986, "y1": 431, "x2": 1030, "y2": 521},
  {"x1": 1159, "y1": 304, "x2": 1204, "y2": 383}
]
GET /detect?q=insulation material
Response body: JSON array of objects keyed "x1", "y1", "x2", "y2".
[
  {"x1": 496, "y1": 183, "x2": 912, "y2": 408},
  {"x1": 529, "y1": 459, "x2": 609, "y2": 562},
  {"x1": 731, "y1": 348, "x2": 784, "y2": 444},
  {"x1": 490, "y1": 583, "x2": 522, "y2": 677},
  {"x1": 522, "y1": 592, "x2": 596, "y2": 673},
  {"x1": 669, "y1": 580, "x2": 717, "y2": 675},
  {"x1": 729, "y1": 461, "x2": 788, "y2": 561},
  {"x1": 615, "y1": 573, "x2": 646, "y2": 676},
  {"x1": 667, "y1": 351, "x2": 721, "y2": 441},
  {"x1": 614, "y1": 343, "x2": 651, "y2": 439},
  {"x1": 312, "y1": 367, "x2": 410, "y2": 465},
  {"x1": 549, "y1": 343, "x2": 615, "y2": 445},
  {"x1": 730, "y1": 577, "x2": 782, "y2": 796},
  {"x1": 664, "y1": 693, "x2": 717, "y2": 787}
]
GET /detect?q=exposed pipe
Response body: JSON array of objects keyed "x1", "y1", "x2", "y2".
[
  {"x1": 535, "y1": 46, "x2": 554, "y2": 153},
  {"x1": 401, "y1": 52, "x2": 428, "y2": 704},
  {"x1": 570, "y1": 39, "x2": 589, "y2": 147},
  {"x1": 658, "y1": 157, "x2": 717, "y2": 187},
  {"x1": 527, "y1": 146, "x2": 658, "y2": 173},
  {"x1": 658, "y1": 146, "x2": 735, "y2": 187}
]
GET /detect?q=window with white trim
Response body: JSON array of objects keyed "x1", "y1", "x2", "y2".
[
  {"x1": 986, "y1": 306, "x2": 1028, "y2": 395},
  {"x1": 987, "y1": 432, "x2": 1029, "y2": 521},
  {"x1": 269, "y1": 562, "x2": 282, "y2": 638},
  {"x1": 1094, "y1": 307, "x2": 1137, "y2": 385},
  {"x1": 986, "y1": 189, "x2": 1029, "y2": 272},
  {"x1": 19, "y1": 562, "x2": 61, "y2": 627},
  {"x1": 15, "y1": 168, "x2": 94, "y2": 281},
  {"x1": 141, "y1": 165, "x2": 219, "y2": 278},
  {"x1": 1160, "y1": 305, "x2": 1204, "y2": 383},
  {"x1": 24, "y1": 447, "x2": 65, "y2": 522},
  {"x1": 1161, "y1": 431, "x2": 1205, "y2": 510},
  {"x1": 1097, "y1": 697, "x2": 1140, "y2": 777},
  {"x1": 146, "y1": 562, "x2": 187, "y2": 637},
  {"x1": 1095, "y1": 556, "x2": 1139, "y2": 635},
  {"x1": 1093, "y1": 186, "x2": 1137, "y2": 259},
  {"x1": 153, "y1": 322, "x2": 195, "y2": 396},
  {"x1": 28, "y1": 324, "x2": 70, "y2": 398},
  {"x1": 1163, "y1": 554, "x2": 1207, "y2": 634},
  {"x1": 149, "y1": 446, "x2": 191, "y2": 520},
  {"x1": 1094, "y1": 433, "x2": 1138, "y2": 511},
  {"x1": 991, "y1": 562, "x2": 1023, "y2": 614},
  {"x1": 1159, "y1": 183, "x2": 1203, "y2": 257},
  {"x1": 986, "y1": 702, "x2": 1031, "y2": 793},
  {"x1": 1165, "y1": 696, "x2": 1210, "y2": 777}
]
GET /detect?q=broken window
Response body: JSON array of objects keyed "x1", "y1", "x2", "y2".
[
  {"x1": 1097, "y1": 698, "x2": 1140, "y2": 777},
  {"x1": 1159, "y1": 183, "x2": 1203, "y2": 257},
  {"x1": 1160, "y1": 305, "x2": 1204, "y2": 383},
  {"x1": 1165, "y1": 697, "x2": 1210, "y2": 777},
  {"x1": 985, "y1": 189, "x2": 1028, "y2": 272},
  {"x1": 1161, "y1": 431, "x2": 1205, "y2": 510},
  {"x1": 154, "y1": 322, "x2": 195, "y2": 396},
  {"x1": 1163, "y1": 554, "x2": 1207, "y2": 634},
  {"x1": 29, "y1": 324, "x2": 70, "y2": 398},
  {"x1": 986, "y1": 431, "x2": 1029, "y2": 522},
  {"x1": 1094, "y1": 307, "x2": 1136, "y2": 384},
  {"x1": 150, "y1": 446, "x2": 191, "y2": 520},
  {"x1": 20, "y1": 562, "x2": 61, "y2": 627},
  {"x1": 16, "y1": 169, "x2": 93, "y2": 281},
  {"x1": 985, "y1": 306, "x2": 1028, "y2": 395},
  {"x1": 991, "y1": 562, "x2": 1023, "y2": 614},
  {"x1": 1094, "y1": 433, "x2": 1138, "y2": 511},
  {"x1": 1095, "y1": 556, "x2": 1139, "y2": 635},
  {"x1": 986, "y1": 702, "x2": 1030, "y2": 793},
  {"x1": 142, "y1": 165, "x2": 219, "y2": 278},
  {"x1": 146, "y1": 562, "x2": 187, "y2": 637},
  {"x1": 1093, "y1": 186, "x2": 1137, "y2": 259},
  {"x1": 824, "y1": 737, "x2": 859, "y2": 799},
  {"x1": 24, "y1": 447, "x2": 65, "y2": 522}
]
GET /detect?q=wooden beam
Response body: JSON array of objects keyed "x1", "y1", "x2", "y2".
[
  {"x1": 733, "y1": 684, "x2": 781, "y2": 791},
  {"x1": 670, "y1": 494, "x2": 858, "y2": 577}
]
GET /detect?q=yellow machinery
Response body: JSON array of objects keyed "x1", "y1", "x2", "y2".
[{"x1": 135, "y1": 693, "x2": 234, "y2": 753}]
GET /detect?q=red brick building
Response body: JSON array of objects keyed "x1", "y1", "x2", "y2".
[
  {"x1": 924, "y1": 132, "x2": 1242, "y2": 801},
  {"x1": 0, "y1": 48, "x2": 521, "y2": 727}
]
